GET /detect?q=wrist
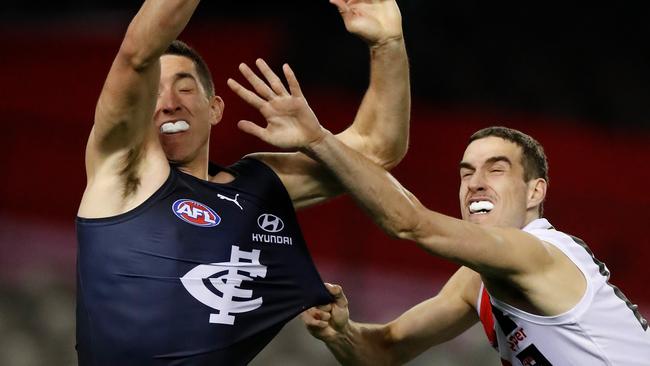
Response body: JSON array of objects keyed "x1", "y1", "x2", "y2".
[
  {"x1": 303, "y1": 128, "x2": 333, "y2": 156},
  {"x1": 324, "y1": 320, "x2": 356, "y2": 351},
  {"x1": 369, "y1": 34, "x2": 404, "y2": 51}
]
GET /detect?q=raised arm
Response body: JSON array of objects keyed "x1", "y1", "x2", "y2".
[
  {"x1": 228, "y1": 0, "x2": 409, "y2": 209},
  {"x1": 329, "y1": 0, "x2": 410, "y2": 167},
  {"x1": 304, "y1": 126, "x2": 569, "y2": 289},
  {"x1": 226, "y1": 64, "x2": 581, "y2": 311},
  {"x1": 79, "y1": 0, "x2": 200, "y2": 217},
  {"x1": 302, "y1": 268, "x2": 480, "y2": 365}
]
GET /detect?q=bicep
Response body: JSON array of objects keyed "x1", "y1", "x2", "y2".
[
  {"x1": 387, "y1": 268, "x2": 480, "y2": 363},
  {"x1": 247, "y1": 151, "x2": 344, "y2": 210},
  {"x1": 335, "y1": 127, "x2": 397, "y2": 169},
  {"x1": 89, "y1": 49, "x2": 160, "y2": 165},
  {"x1": 248, "y1": 123, "x2": 405, "y2": 210},
  {"x1": 412, "y1": 214, "x2": 554, "y2": 278}
]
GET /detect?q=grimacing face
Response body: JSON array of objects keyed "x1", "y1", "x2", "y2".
[
  {"x1": 154, "y1": 55, "x2": 222, "y2": 164},
  {"x1": 459, "y1": 136, "x2": 545, "y2": 228}
]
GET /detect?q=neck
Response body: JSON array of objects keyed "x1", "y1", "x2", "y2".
[
  {"x1": 174, "y1": 144, "x2": 210, "y2": 180},
  {"x1": 523, "y1": 210, "x2": 542, "y2": 228}
]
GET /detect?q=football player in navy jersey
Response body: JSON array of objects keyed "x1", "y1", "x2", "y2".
[{"x1": 76, "y1": 0, "x2": 409, "y2": 364}]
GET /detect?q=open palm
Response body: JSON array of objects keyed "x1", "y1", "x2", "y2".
[{"x1": 227, "y1": 59, "x2": 326, "y2": 149}]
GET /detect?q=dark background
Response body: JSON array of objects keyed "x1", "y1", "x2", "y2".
[{"x1": 0, "y1": 1, "x2": 648, "y2": 365}]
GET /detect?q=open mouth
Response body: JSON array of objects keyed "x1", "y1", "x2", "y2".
[
  {"x1": 469, "y1": 200, "x2": 494, "y2": 215},
  {"x1": 160, "y1": 120, "x2": 189, "y2": 134}
]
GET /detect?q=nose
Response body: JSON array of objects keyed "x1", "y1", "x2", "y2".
[
  {"x1": 468, "y1": 170, "x2": 487, "y2": 192},
  {"x1": 158, "y1": 89, "x2": 182, "y2": 115}
]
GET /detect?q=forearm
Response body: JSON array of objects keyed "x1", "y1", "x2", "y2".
[
  {"x1": 305, "y1": 132, "x2": 420, "y2": 239},
  {"x1": 325, "y1": 321, "x2": 397, "y2": 366},
  {"x1": 120, "y1": 0, "x2": 201, "y2": 69},
  {"x1": 94, "y1": 1, "x2": 200, "y2": 143},
  {"x1": 349, "y1": 38, "x2": 410, "y2": 168}
]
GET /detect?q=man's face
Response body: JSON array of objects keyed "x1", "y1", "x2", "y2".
[
  {"x1": 154, "y1": 55, "x2": 222, "y2": 164},
  {"x1": 459, "y1": 136, "x2": 532, "y2": 228}
]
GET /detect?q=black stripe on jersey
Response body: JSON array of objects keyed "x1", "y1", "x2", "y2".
[
  {"x1": 493, "y1": 307, "x2": 519, "y2": 335},
  {"x1": 569, "y1": 235, "x2": 648, "y2": 331},
  {"x1": 516, "y1": 344, "x2": 553, "y2": 366}
]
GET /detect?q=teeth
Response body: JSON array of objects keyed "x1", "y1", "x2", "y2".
[
  {"x1": 160, "y1": 120, "x2": 189, "y2": 134},
  {"x1": 469, "y1": 200, "x2": 494, "y2": 214}
]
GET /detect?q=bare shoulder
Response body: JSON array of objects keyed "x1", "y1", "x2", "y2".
[{"x1": 517, "y1": 239, "x2": 587, "y2": 315}]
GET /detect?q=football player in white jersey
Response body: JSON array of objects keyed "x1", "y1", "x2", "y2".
[{"x1": 228, "y1": 36, "x2": 650, "y2": 364}]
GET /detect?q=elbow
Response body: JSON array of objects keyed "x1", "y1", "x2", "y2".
[
  {"x1": 382, "y1": 203, "x2": 424, "y2": 242},
  {"x1": 118, "y1": 27, "x2": 164, "y2": 72},
  {"x1": 381, "y1": 323, "x2": 413, "y2": 366},
  {"x1": 390, "y1": 219, "x2": 421, "y2": 243},
  {"x1": 372, "y1": 139, "x2": 409, "y2": 171},
  {"x1": 118, "y1": 39, "x2": 155, "y2": 72},
  {"x1": 380, "y1": 148, "x2": 407, "y2": 171}
]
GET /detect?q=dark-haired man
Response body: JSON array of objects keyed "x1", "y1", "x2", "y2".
[
  {"x1": 228, "y1": 61, "x2": 650, "y2": 364},
  {"x1": 76, "y1": 0, "x2": 409, "y2": 364}
]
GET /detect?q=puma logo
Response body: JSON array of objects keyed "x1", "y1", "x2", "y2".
[{"x1": 217, "y1": 193, "x2": 243, "y2": 210}]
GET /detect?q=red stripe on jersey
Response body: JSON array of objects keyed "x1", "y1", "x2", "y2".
[{"x1": 479, "y1": 286, "x2": 498, "y2": 349}]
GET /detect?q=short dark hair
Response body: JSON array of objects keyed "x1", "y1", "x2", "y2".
[
  {"x1": 163, "y1": 40, "x2": 215, "y2": 97},
  {"x1": 469, "y1": 126, "x2": 549, "y2": 215}
]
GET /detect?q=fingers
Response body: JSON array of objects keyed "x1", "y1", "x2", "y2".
[
  {"x1": 234, "y1": 59, "x2": 295, "y2": 103},
  {"x1": 255, "y1": 59, "x2": 289, "y2": 96},
  {"x1": 237, "y1": 120, "x2": 266, "y2": 140},
  {"x1": 227, "y1": 78, "x2": 265, "y2": 109},
  {"x1": 325, "y1": 283, "x2": 349, "y2": 308},
  {"x1": 301, "y1": 308, "x2": 331, "y2": 328},
  {"x1": 316, "y1": 303, "x2": 332, "y2": 312},
  {"x1": 237, "y1": 63, "x2": 275, "y2": 100},
  {"x1": 283, "y1": 64, "x2": 303, "y2": 98}
]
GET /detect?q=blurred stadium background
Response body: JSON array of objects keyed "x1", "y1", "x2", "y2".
[{"x1": 1, "y1": 1, "x2": 648, "y2": 365}]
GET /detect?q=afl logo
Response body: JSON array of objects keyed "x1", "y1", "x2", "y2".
[
  {"x1": 257, "y1": 214, "x2": 284, "y2": 233},
  {"x1": 172, "y1": 199, "x2": 221, "y2": 227}
]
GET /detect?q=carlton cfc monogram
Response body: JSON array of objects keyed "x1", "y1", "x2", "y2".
[{"x1": 180, "y1": 245, "x2": 267, "y2": 325}]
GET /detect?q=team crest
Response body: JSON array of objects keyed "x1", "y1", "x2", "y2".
[
  {"x1": 172, "y1": 199, "x2": 221, "y2": 227},
  {"x1": 180, "y1": 245, "x2": 267, "y2": 325}
]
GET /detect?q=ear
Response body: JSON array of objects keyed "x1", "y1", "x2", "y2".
[
  {"x1": 209, "y1": 95, "x2": 225, "y2": 126},
  {"x1": 526, "y1": 178, "x2": 547, "y2": 210}
]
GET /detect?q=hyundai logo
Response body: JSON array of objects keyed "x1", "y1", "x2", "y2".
[{"x1": 257, "y1": 214, "x2": 284, "y2": 233}]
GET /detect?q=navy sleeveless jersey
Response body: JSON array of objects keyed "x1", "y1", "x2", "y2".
[{"x1": 76, "y1": 158, "x2": 332, "y2": 365}]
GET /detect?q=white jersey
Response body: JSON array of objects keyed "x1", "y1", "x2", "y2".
[{"x1": 476, "y1": 218, "x2": 650, "y2": 366}]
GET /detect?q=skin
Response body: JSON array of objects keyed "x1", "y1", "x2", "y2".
[
  {"x1": 156, "y1": 55, "x2": 224, "y2": 177},
  {"x1": 228, "y1": 43, "x2": 588, "y2": 364},
  {"x1": 78, "y1": 0, "x2": 411, "y2": 219}
]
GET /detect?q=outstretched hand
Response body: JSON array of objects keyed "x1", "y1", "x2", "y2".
[
  {"x1": 301, "y1": 283, "x2": 351, "y2": 342},
  {"x1": 227, "y1": 59, "x2": 328, "y2": 150},
  {"x1": 331, "y1": 0, "x2": 403, "y2": 46}
]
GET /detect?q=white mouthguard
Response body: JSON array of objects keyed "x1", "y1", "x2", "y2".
[
  {"x1": 160, "y1": 120, "x2": 189, "y2": 134},
  {"x1": 469, "y1": 201, "x2": 494, "y2": 214}
]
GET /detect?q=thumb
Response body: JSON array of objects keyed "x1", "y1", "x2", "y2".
[{"x1": 325, "y1": 283, "x2": 348, "y2": 309}]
